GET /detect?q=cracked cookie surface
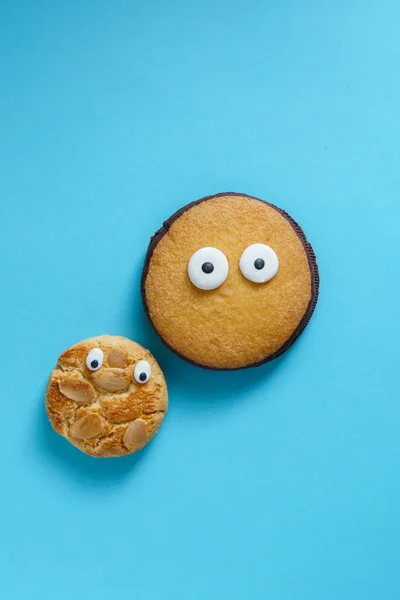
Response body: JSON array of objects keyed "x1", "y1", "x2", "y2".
[{"x1": 46, "y1": 335, "x2": 168, "y2": 457}]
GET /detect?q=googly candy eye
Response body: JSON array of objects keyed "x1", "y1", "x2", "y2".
[
  {"x1": 86, "y1": 348, "x2": 104, "y2": 371},
  {"x1": 188, "y1": 247, "x2": 229, "y2": 290},
  {"x1": 239, "y1": 244, "x2": 279, "y2": 283},
  {"x1": 134, "y1": 360, "x2": 152, "y2": 384}
]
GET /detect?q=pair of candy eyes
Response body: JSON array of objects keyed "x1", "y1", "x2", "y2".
[
  {"x1": 85, "y1": 349, "x2": 151, "y2": 384},
  {"x1": 188, "y1": 244, "x2": 279, "y2": 291}
]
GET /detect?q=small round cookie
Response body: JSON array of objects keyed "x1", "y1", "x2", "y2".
[
  {"x1": 141, "y1": 192, "x2": 319, "y2": 370},
  {"x1": 46, "y1": 335, "x2": 168, "y2": 457}
]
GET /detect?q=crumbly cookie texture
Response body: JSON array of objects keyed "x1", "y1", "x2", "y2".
[
  {"x1": 46, "y1": 335, "x2": 168, "y2": 457},
  {"x1": 142, "y1": 193, "x2": 319, "y2": 370}
]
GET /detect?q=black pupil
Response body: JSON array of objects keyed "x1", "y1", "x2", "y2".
[
  {"x1": 90, "y1": 359, "x2": 99, "y2": 369},
  {"x1": 254, "y1": 258, "x2": 265, "y2": 270},
  {"x1": 201, "y1": 262, "x2": 214, "y2": 274},
  {"x1": 139, "y1": 372, "x2": 147, "y2": 382}
]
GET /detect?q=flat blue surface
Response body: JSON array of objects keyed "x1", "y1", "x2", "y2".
[{"x1": 1, "y1": 1, "x2": 399, "y2": 598}]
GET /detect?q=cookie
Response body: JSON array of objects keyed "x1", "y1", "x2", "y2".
[
  {"x1": 141, "y1": 192, "x2": 319, "y2": 370},
  {"x1": 46, "y1": 335, "x2": 168, "y2": 457}
]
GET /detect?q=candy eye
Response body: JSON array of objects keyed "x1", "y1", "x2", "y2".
[
  {"x1": 239, "y1": 244, "x2": 279, "y2": 283},
  {"x1": 134, "y1": 360, "x2": 152, "y2": 384},
  {"x1": 86, "y1": 348, "x2": 104, "y2": 371},
  {"x1": 188, "y1": 247, "x2": 229, "y2": 290}
]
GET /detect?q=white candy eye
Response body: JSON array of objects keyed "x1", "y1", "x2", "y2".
[
  {"x1": 86, "y1": 348, "x2": 104, "y2": 371},
  {"x1": 188, "y1": 247, "x2": 229, "y2": 290},
  {"x1": 239, "y1": 244, "x2": 279, "y2": 283},
  {"x1": 134, "y1": 360, "x2": 152, "y2": 384}
]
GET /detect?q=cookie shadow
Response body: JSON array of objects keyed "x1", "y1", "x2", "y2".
[
  {"x1": 162, "y1": 345, "x2": 291, "y2": 409},
  {"x1": 33, "y1": 384, "x2": 151, "y2": 488}
]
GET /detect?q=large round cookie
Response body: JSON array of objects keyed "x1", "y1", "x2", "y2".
[
  {"x1": 141, "y1": 192, "x2": 319, "y2": 370},
  {"x1": 46, "y1": 335, "x2": 168, "y2": 457}
]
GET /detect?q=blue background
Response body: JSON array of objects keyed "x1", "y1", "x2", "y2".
[{"x1": 0, "y1": 1, "x2": 399, "y2": 598}]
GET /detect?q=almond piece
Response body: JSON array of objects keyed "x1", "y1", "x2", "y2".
[
  {"x1": 123, "y1": 418, "x2": 148, "y2": 451},
  {"x1": 91, "y1": 368, "x2": 131, "y2": 392},
  {"x1": 59, "y1": 374, "x2": 96, "y2": 403},
  {"x1": 70, "y1": 414, "x2": 104, "y2": 440},
  {"x1": 108, "y1": 348, "x2": 128, "y2": 368}
]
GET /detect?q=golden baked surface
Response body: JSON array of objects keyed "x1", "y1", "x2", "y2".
[
  {"x1": 46, "y1": 335, "x2": 168, "y2": 457},
  {"x1": 143, "y1": 194, "x2": 318, "y2": 369}
]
